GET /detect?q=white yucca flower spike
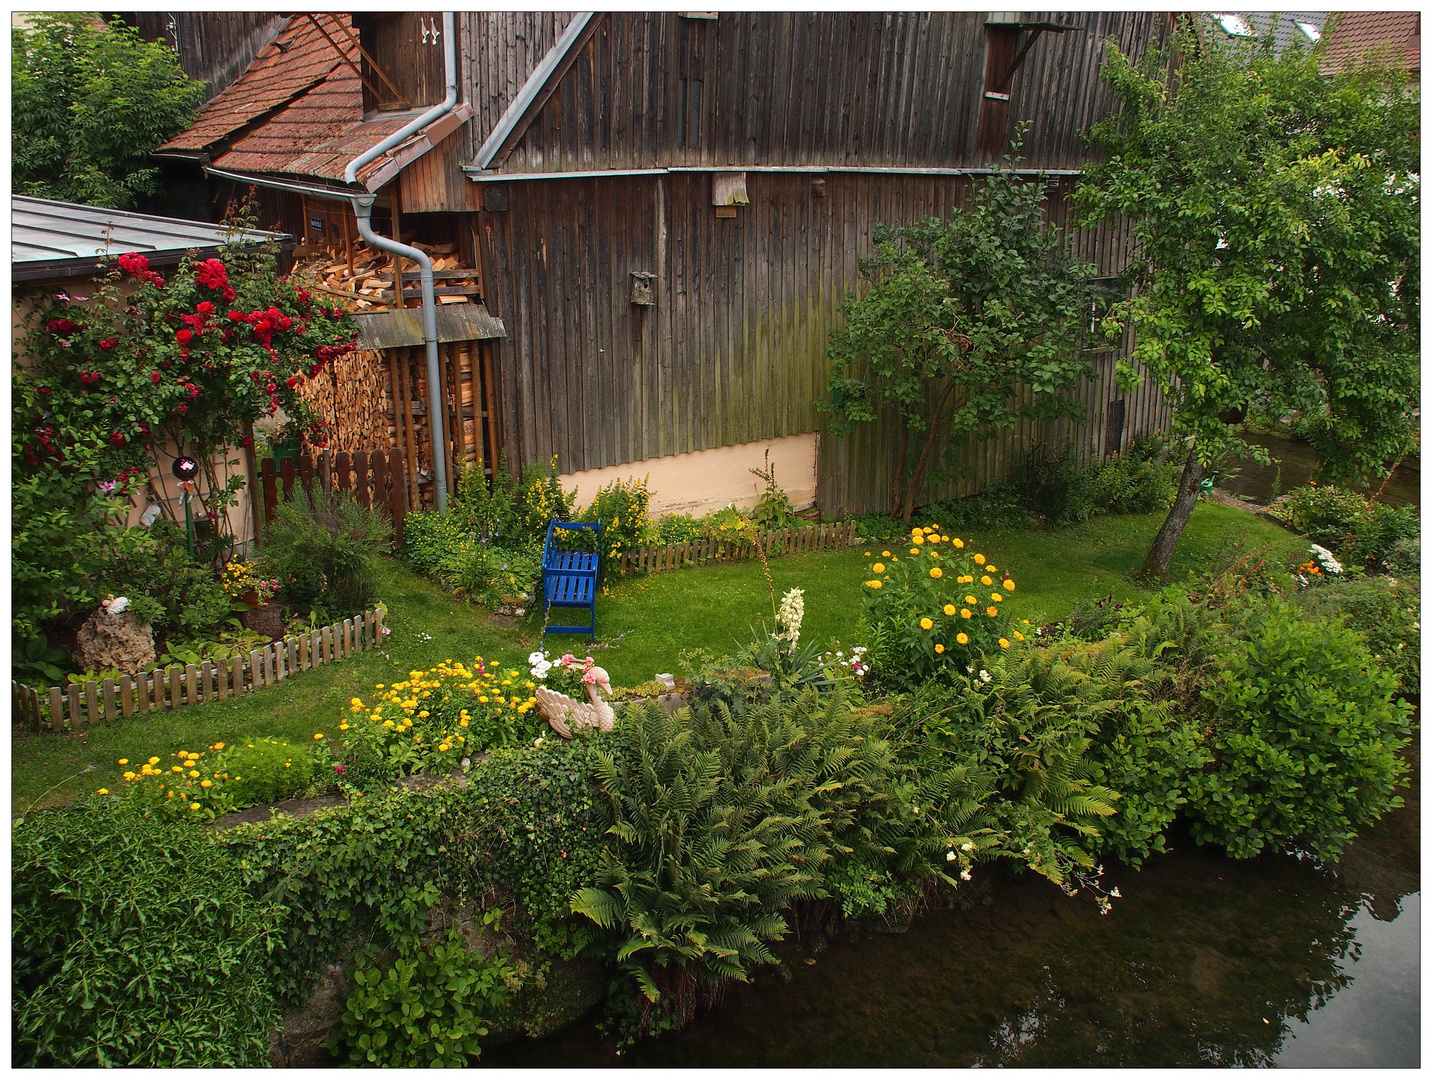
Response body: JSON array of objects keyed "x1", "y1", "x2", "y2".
[{"x1": 775, "y1": 587, "x2": 806, "y2": 646}]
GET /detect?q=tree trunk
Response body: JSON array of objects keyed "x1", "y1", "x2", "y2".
[
  {"x1": 1140, "y1": 446, "x2": 1204, "y2": 580},
  {"x1": 889, "y1": 421, "x2": 910, "y2": 522},
  {"x1": 900, "y1": 383, "x2": 958, "y2": 525}
]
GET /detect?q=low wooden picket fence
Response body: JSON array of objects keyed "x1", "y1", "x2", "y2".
[
  {"x1": 618, "y1": 520, "x2": 860, "y2": 575},
  {"x1": 12, "y1": 608, "x2": 385, "y2": 733},
  {"x1": 260, "y1": 448, "x2": 409, "y2": 545}
]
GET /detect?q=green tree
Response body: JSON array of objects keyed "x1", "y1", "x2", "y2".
[
  {"x1": 1076, "y1": 23, "x2": 1419, "y2": 578},
  {"x1": 822, "y1": 154, "x2": 1103, "y2": 523},
  {"x1": 13, "y1": 13, "x2": 206, "y2": 209}
]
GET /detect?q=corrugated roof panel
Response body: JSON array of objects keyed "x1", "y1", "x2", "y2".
[{"x1": 12, "y1": 195, "x2": 289, "y2": 281}]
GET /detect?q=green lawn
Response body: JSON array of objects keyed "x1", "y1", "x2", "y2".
[{"x1": 13, "y1": 501, "x2": 1301, "y2": 813}]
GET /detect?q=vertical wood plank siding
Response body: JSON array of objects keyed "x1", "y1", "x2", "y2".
[
  {"x1": 479, "y1": 168, "x2": 1169, "y2": 517},
  {"x1": 495, "y1": 12, "x2": 1170, "y2": 174},
  {"x1": 467, "y1": 11, "x2": 1173, "y2": 516}
]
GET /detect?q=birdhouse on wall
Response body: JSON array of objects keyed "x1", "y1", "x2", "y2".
[
  {"x1": 630, "y1": 271, "x2": 656, "y2": 306},
  {"x1": 712, "y1": 172, "x2": 748, "y2": 218}
]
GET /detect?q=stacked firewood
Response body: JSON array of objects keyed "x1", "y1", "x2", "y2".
[
  {"x1": 294, "y1": 347, "x2": 393, "y2": 453},
  {"x1": 291, "y1": 241, "x2": 480, "y2": 311}
]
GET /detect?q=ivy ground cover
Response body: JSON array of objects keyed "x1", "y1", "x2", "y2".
[{"x1": 13, "y1": 501, "x2": 1299, "y2": 813}]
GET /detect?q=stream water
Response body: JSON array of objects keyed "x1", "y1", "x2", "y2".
[
  {"x1": 485, "y1": 733, "x2": 1419, "y2": 1069},
  {"x1": 1217, "y1": 433, "x2": 1421, "y2": 509}
]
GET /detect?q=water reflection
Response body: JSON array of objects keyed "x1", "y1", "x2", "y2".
[
  {"x1": 484, "y1": 738, "x2": 1419, "y2": 1070},
  {"x1": 1218, "y1": 433, "x2": 1420, "y2": 509}
]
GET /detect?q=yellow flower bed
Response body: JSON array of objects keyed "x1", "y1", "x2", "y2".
[{"x1": 860, "y1": 524, "x2": 1020, "y2": 684}]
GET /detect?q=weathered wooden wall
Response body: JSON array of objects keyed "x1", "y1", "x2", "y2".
[
  {"x1": 134, "y1": 13, "x2": 286, "y2": 101},
  {"x1": 458, "y1": 13, "x2": 581, "y2": 160},
  {"x1": 476, "y1": 169, "x2": 1170, "y2": 517},
  {"x1": 494, "y1": 11, "x2": 1173, "y2": 174}
]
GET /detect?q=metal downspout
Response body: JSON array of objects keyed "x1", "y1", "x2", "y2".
[{"x1": 345, "y1": 11, "x2": 458, "y2": 512}]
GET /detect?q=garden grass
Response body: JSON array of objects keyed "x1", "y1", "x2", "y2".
[{"x1": 13, "y1": 501, "x2": 1301, "y2": 812}]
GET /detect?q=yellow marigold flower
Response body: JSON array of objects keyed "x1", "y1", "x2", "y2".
[
  {"x1": 956, "y1": 632, "x2": 969, "y2": 645},
  {"x1": 881, "y1": 551, "x2": 891, "y2": 558},
  {"x1": 148, "y1": 756, "x2": 160, "y2": 765},
  {"x1": 872, "y1": 562, "x2": 886, "y2": 574},
  {"x1": 999, "y1": 638, "x2": 1011, "y2": 649},
  {"x1": 1013, "y1": 631, "x2": 1025, "y2": 641},
  {"x1": 200, "y1": 779, "x2": 212, "y2": 788},
  {"x1": 991, "y1": 592, "x2": 1003, "y2": 602},
  {"x1": 867, "y1": 580, "x2": 883, "y2": 589},
  {"x1": 438, "y1": 744, "x2": 451, "y2": 753},
  {"x1": 383, "y1": 719, "x2": 395, "y2": 728},
  {"x1": 927, "y1": 534, "x2": 940, "y2": 545},
  {"x1": 987, "y1": 606, "x2": 999, "y2": 617},
  {"x1": 188, "y1": 769, "x2": 200, "y2": 778},
  {"x1": 981, "y1": 575, "x2": 993, "y2": 586},
  {"x1": 987, "y1": 565, "x2": 998, "y2": 574},
  {"x1": 912, "y1": 534, "x2": 924, "y2": 546},
  {"x1": 910, "y1": 548, "x2": 919, "y2": 555},
  {"x1": 172, "y1": 765, "x2": 183, "y2": 773},
  {"x1": 944, "y1": 604, "x2": 956, "y2": 616},
  {"x1": 350, "y1": 697, "x2": 363, "y2": 707},
  {"x1": 961, "y1": 608, "x2": 972, "y2": 619},
  {"x1": 929, "y1": 567, "x2": 943, "y2": 578},
  {"x1": 375, "y1": 684, "x2": 385, "y2": 689},
  {"x1": 974, "y1": 554, "x2": 986, "y2": 565},
  {"x1": 122, "y1": 772, "x2": 135, "y2": 781},
  {"x1": 478, "y1": 695, "x2": 489, "y2": 703},
  {"x1": 370, "y1": 714, "x2": 382, "y2": 721},
  {"x1": 920, "y1": 617, "x2": 934, "y2": 630},
  {"x1": 339, "y1": 722, "x2": 349, "y2": 731},
  {"x1": 965, "y1": 594, "x2": 977, "y2": 605},
  {"x1": 313, "y1": 733, "x2": 325, "y2": 740},
  {"x1": 459, "y1": 719, "x2": 469, "y2": 728},
  {"x1": 1003, "y1": 579, "x2": 1016, "y2": 591},
  {"x1": 97, "y1": 787, "x2": 109, "y2": 795},
  {"x1": 117, "y1": 758, "x2": 128, "y2": 765},
  {"x1": 865, "y1": 551, "x2": 872, "y2": 557},
  {"x1": 953, "y1": 538, "x2": 964, "y2": 549},
  {"x1": 935, "y1": 643, "x2": 945, "y2": 654},
  {"x1": 941, "y1": 535, "x2": 950, "y2": 542},
  {"x1": 190, "y1": 803, "x2": 201, "y2": 811}
]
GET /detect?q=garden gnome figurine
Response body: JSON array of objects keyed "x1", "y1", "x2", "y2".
[{"x1": 535, "y1": 665, "x2": 616, "y2": 738}]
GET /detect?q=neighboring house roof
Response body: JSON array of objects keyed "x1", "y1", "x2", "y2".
[
  {"x1": 1210, "y1": 12, "x2": 1330, "y2": 52},
  {"x1": 1322, "y1": 11, "x2": 1421, "y2": 74},
  {"x1": 11, "y1": 195, "x2": 290, "y2": 282}
]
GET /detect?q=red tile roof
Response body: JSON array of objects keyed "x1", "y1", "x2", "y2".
[
  {"x1": 157, "y1": 15, "x2": 347, "y2": 156},
  {"x1": 158, "y1": 12, "x2": 470, "y2": 188},
  {"x1": 1322, "y1": 11, "x2": 1420, "y2": 75}
]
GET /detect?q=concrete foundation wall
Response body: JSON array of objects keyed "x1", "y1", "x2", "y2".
[{"x1": 559, "y1": 432, "x2": 818, "y2": 519}]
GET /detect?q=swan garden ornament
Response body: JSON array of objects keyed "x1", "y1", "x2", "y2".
[{"x1": 535, "y1": 664, "x2": 616, "y2": 738}]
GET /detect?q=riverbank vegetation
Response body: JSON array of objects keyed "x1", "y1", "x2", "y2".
[{"x1": 13, "y1": 478, "x2": 1417, "y2": 1064}]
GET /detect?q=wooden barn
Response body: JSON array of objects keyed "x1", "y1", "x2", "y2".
[{"x1": 157, "y1": 11, "x2": 1176, "y2": 517}]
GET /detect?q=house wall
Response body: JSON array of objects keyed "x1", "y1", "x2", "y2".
[
  {"x1": 493, "y1": 11, "x2": 1174, "y2": 174},
  {"x1": 475, "y1": 169, "x2": 1171, "y2": 518}
]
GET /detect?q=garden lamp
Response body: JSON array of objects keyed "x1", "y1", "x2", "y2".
[{"x1": 172, "y1": 456, "x2": 200, "y2": 559}]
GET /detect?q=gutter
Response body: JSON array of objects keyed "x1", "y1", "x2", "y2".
[
  {"x1": 464, "y1": 164, "x2": 1085, "y2": 182},
  {"x1": 344, "y1": 11, "x2": 459, "y2": 513}
]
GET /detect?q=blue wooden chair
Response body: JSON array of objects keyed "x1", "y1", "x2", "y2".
[{"x1": 540, "y1": 518, "x2": 601, "y2": 642}]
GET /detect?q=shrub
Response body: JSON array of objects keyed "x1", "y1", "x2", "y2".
[
  {"x1": 511, "y1": 457, "x2": 576, "y2": 548},
  {"x1": 653, "y1": 513, "x2": 707, "y2": 544},
  {"x1": 574, "y1": 474, "x2": 653, "y2": 581},
  {"x1": 573, "y1": 690, "x2": 926, "y2": 1037},
  {"x1": 13, "y1": 801, "x2": 280, "y2": 1066},
  {"x1": 330, "y1": 930, "x2": 519, "y2": 1067},
  {"x1": 453, "y1": 457, "x2": 518, "y2": 545},
  {"x1": 905, "y1": 647, "x2": 1121, "y2": 891},
  {"x1": 748, "y1": 452, "x2": 802, "y2": 529},
  {"x1": 1277, "y1": 482, "x2": 1375, "y2": 549},
  {"x1": 1277, "y1": 482, "x2": 1418, "y2": 573},
  {"x1": 219, "y1": 786, "x2": 477, "y2": 1004},
  {"x1": 1286, "y1": 573, "x2": 1420, "y2": 696},
  {"x1": 402, "y1": 508, "x2": 473, "y2": 578},
  {"x1": 459, "y1": 734, "x2": 614, "y2": 954},
  {"x1": 1187, "y1": 599, "x2": 1414, "y2": 861},
  {"x1": 924, "y1": 485, "x2": 1029, "y2": 531},
  {"x1": 1018, "y1": 443, "x2": 1096, "y2": 525},
  {"x1": 448, "y1": 545, "x2": 540, "y2": 611},
  {"x1": 1084, "y1": 437, "x2": 1181, "y2": 514},
  {"x1": 99, "y1": 520, "x2": 233, "y2": 643},
  {"x1": 258, "y1": 486, "x2": 391, "y2": 621},
  {"x1": 860, "y1": 524, "x2": 1022, "y2": 687}
]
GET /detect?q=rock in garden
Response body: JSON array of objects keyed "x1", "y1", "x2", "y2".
[{"x1": 74, "y1": 601, "x2": 156, "y2": 675}]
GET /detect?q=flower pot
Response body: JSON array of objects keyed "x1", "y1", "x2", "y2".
[{"x1": 239, "y1": 600, "x2": 286, "y2": 642}]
